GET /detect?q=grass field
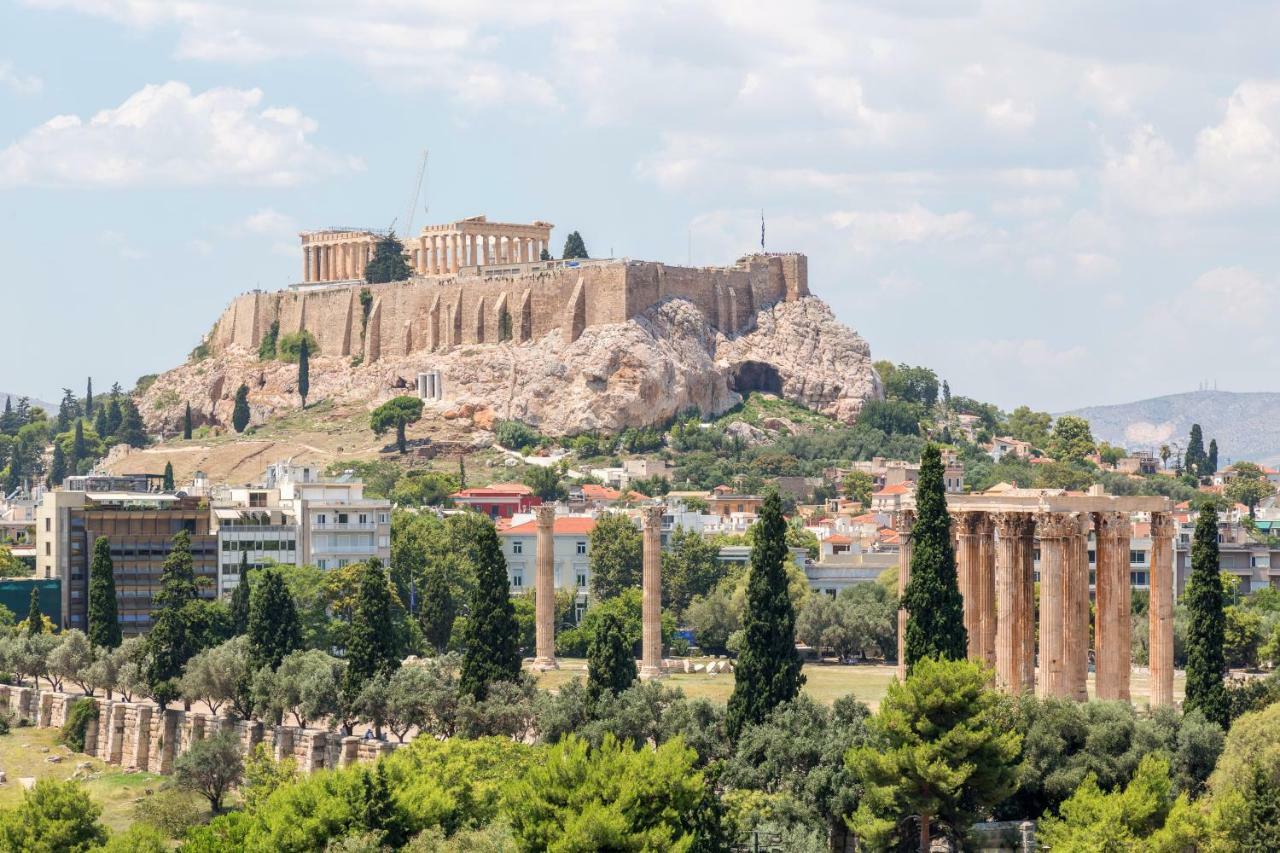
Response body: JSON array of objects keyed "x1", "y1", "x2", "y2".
[{"x1": 533, "y1": 659, "x2": 1187, "y2": 712}]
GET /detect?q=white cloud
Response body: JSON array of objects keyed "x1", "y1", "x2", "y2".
[
  {"x1": 0, "y1": 81, "x2": 356, "y2": 188},
  {"x1": 827, "y1": 204, "x2": 979, "y2": 252},
  {"x1": 0, "y1": 60, "x2": 42, "y2": 95},
  {"x1": 241, "y1": 208, "x2": 296, "y2": 235},
  {"x1": 97, "y1": 229, "x2": 147, "y2": 260}
]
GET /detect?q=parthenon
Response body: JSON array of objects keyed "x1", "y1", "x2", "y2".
[
  {"x1": 896, "y1": 490, "x2": 1176, "y2": 704},
  {"x1": 299, "y1": 216, "x2": 554, "y2": 284}
]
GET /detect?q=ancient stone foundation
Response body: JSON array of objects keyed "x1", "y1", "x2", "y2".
[{"x1": 0, "y1": 687, "x2": 396, "y2": 776}]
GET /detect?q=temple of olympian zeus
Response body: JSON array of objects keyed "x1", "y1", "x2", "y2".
[
  {"x1": 895, "y1": 490, "x2": 1177, "y2": 705},
  {"x1": 298, "y1": 216, "x2": 554, "y2": 284}
]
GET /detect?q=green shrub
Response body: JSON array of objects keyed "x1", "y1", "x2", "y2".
[
  {"x1": 495, "y1": 419, "x2": 541, "y2": 451},
  {"x1": 258, "y1": 320, "x2": 280, "y2": 360},
  {"x1": 134, "y1": 788, "x2": 207, "y2": 838},
  {"x1": 60, "y1": 697, "x2": 99, "y2": 753},
  {"x1": 0, "y1": 708, "x2": 12, "y2": 735},
  {"x1": 277, "y1": 330, "x2": 319, "y2": 363}
]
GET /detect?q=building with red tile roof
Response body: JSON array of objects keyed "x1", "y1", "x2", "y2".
[{"x1": 450, "y1": 483, "x2": 541, "y2": 519}]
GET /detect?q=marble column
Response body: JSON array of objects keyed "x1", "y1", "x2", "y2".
[
  {"x1": 639, "y1": 505, "x2": 665, "y2": 680},
  {"x1": 452, "y1": 234, "x2": 462, "y2": 273},
  {"x1": 302, "y1": 246, "x2": 311, "y2": 282},
  {"x1": 1066, "y1": 518, "x2": 1091, "y2": 701},
  {"x1": 1094, "y1": 512, "x2": 1132, "y2": 701},
  {"x1": 1037, "y1": 512, "x2": 1078, "y2": 698},
  {"x1": 955, "y1": 512, "x2": 986, "y2": 662},
  {"x1": 895, "y1": 509, "x2": 916, "y2": 681},
  {"x1": 318, "y1": 246, "x2": 328, "y2": 281},
  {"x1": 1149, "y1": 512, "x2": 1176, "y2": 707},
  {"x1": 979, "y1": 517, "x2": 997, "y2": 668},
  {"x1": 533, "y1": 505, "x2": 557, "y2": 670},
  {"x1": 994, "y1": 512, "x2": 1036, "y2": 692}
]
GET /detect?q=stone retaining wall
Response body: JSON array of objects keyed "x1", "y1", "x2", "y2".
[{"x1": 0, "y1": 686, "x2": 395, "y2": 776}]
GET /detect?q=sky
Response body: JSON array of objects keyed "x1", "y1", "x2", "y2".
[{"x1": 4, "y1": 1, "x2": 1280, "y2": 413}]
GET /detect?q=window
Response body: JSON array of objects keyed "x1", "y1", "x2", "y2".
[
  {"x1": 249, "y1": 492, "x2": 267, "y2": 508},
  {"x1": 513, "y1": 541, "x2": 523, "y2": 554},
  {"x1": 378, "y1": 513, "x2": 389, "y2": 524},
  {"x1": 1087, "y1": 549, "x2": 1096, "y2": 565},
  {"x1": 338, "y1": 513, "x2": 349, "y2": 525},
  {"x1": 1130, "y1": 550, "x2": 1147, "y2": 565},
  {"x1": 222, "y1": 540, "x2": 233, "y2": 552},
  {"x1": 45, "y1": 543, "x2": 50, "y2": 556},
  {"x1": 316, "y1": 514, "x2": 327, "y2": 526},
  {"x1": 576, "y1": 541, "x2": 587, "y2": 555},
  {"x1": 44, "y1": 518, "x2": 50, "y2": 532},
  {"x1": 576, "y1": 572, "x2": 587, "y2": 588},
  {"x1": 1131, "y1": 571, "x2": 1149, "y2": 586},
  {"x1": 358, "y1": 514, "x2": 368, "y2": 525},
  {"x1": 512, "y1": 574, "x2": 523, "y2": 588},
  {"x1": 317, "y1": 559, "x2": 328, "y2": 570}
]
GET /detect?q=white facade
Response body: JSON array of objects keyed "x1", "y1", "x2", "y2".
[{"x1": 499, "y1": 518, "x2": 595, "y2": 618}]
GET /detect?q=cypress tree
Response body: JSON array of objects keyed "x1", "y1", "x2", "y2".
[
  {"x1": 117, "y1": 400, "x2": 147, "y2": 448},
  {"x1": 231, "y1": 385, "x2": 250, "y2": 433},
  {"x1": 183, "y1": 402, "x2": 193, "y2": 440},
  {"x1": 106, "y1": 396, "x2": 122, "y2": 437},
  {"x1": 162, "y1": 461, "x2": 175, "y2": 492},
  {"x1": 85, "y1": 377, "x2": 94, "y2": 417},
  {"x1": 230, "y1": 551, "x2": 251, "y2": 635},
  {"x1": 459, "y1": 521, "x2": 521, "y2": 700},
  {"x1": 87, "y1": 536, "x2": 121, "y2": 648},
  {"x1": 419, "y1": 562, "x2": 455, "y2": 654},
  {"x1": 364, "y1": 232, "x2": 412, "y2": 284},
  {"x1": 1184, "y1": 505, "x2": 1228, "y2": 728},
  {"x1": 94, "y1": 405, "x2": 109, "y2": 442},
  {"x1": 1185, "y1": 424, "x2": 1206, "y2": 476},
  {"x1": 25, "y1": 587, "x2": 42, "y2": 635},
  {"x1": 1207, "y1": 439, "x2": 1219, "y2": 476},
  {"x1": 72, "y1": 420, "x2": 86, "y2": 469},
  {"x1": 343, "y1": 559, "x2": 400, "y2": 703},
  {"x1": 902, "y1": 443, "x2": 967, "y2": 669},
  {"x1": 726, "y1": 489, "x2": 804, "y2": 739},
  {"x1": 561, "y1": 230, "x2": 589, "y2": 259},
  {"x1": 587, "y1": 609, "x2": 637, "y2": 698},
  {"x1": 146, "y1": 529, "x2": 199, "y2": 703},
  {"x1": 247, "y1": 566, "x2": 301, "y2": 670},
  {"x1": 48, "y1": 443, "x2": 67, "y2": 488},
  {"x1": 298, "y1": 337, "x2": 310, "y2": 409}
]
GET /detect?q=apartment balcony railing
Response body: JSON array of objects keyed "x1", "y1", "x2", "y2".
[{"x1": 311, "y1": 522, "x2": 376, "y2": 531}]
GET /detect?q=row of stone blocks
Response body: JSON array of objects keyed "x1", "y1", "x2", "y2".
[{"x1": 0, "y1": 685, "x2": 397, "y2": 775}]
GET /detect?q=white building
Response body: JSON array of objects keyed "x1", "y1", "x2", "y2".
[
  {"x1": 212, "y1": 484, "x2": 300, "y2": 597},
  {"x1": 499, "y1": 515, "x2": 596, "y2": 619}
]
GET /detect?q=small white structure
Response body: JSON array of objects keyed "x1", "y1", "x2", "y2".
[{"x1": 417, "y1": 371, "x2": 444, "y2": 401}]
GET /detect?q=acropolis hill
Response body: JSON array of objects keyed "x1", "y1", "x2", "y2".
[{"x1": 139, "y1": 216, "x2": 880, "y2": 438}]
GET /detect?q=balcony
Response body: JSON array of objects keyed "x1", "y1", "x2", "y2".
[{"x1": 311, "y1": 522, "x2": 376, "y2": 531}]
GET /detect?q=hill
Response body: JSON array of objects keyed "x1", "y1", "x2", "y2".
[
  {"x1": 0, "y1": 392, "x2": 56, "y2": 414},
  {"x1": 1065, "y1": 390, "x2": 1280, "y2": 467}
]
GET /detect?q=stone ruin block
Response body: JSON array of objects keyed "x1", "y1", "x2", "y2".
[{"x1": 149, "y1": 709, "x2": 181, "y2": 775}]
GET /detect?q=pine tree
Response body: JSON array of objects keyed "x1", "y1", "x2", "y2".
[
  {"x1": 1185, "y1": 424, "x2": 1206, "y2": 476},
  {"x1": 25, "y1": 587, "x2": 42, "y2": 635},
  {"x1": 230, "y1": 551, "x2": 251, "y2": 635},
  {"x1": 1184, "y1": 505, "x2": 1228, "y2": 728},
  {"x1": 87, "y1": 536, "x2": 121, "y2": 648},
  {"x1": 1207, "y1": 439, "x2": 1219, "y2": 476},
  {"x1": 72, "y1": 420, "x2": 86, "y2": 469},
  {"x1": 459, "y1": 521, "x2": 521, "y2": 700},
  {"x1": 57, "y1": 388, "x2": 79, "y2": 433},
  {"x1": 106, "y1": 396, "x2": 122, "y2": 437},
  {"x1": 162, "y1": 461, "x2": 175, "y2": 492},
  {"x1": 85, "y1": 377, "x2": 94, "y2": 417},
  {"x1": 297, "y1": 337, "x2": 310, "y2": 409},
  {"x1": 903, "y1": 444, "x2": 967, "y2": 669},
  {"x1": 587, "y1": 609, "x2": 637, "y2": 698},
  {"x1": 247, "y1": 566, "x2": 301, "y2": 670},
  {"x1": 343, "y1": 559, "x2": 401, "y2": 703},
  {"x1": 726, "y1": 489, "x2": 804, "y2": 739},
  {"x1": 561, "y1": 231, "x2": 589, "y2": 259},
  {"x1": 419, "y1": 562, "x2": 455, "y2": 654},
  {"x1": 458, "y1": 455, "x2": 466, "y2": 489},
  {"x1": 364, "y1": 232, "x2": 412, "y2": 284},
  {"x1": 94, "y1": 405, "x2": 109, "y2": 442},
  {"x1": 358, "y1": 763, "x2": 406, "y2": 846},
  {"x1": 117, "y1": 400, "x2": 147, "y2": 448},
  {"x1": 231, "y1": 385, "x2": 250, "y2": 433},
  {"x1": 48, "y1": 443, "x2": 67, "y2": 488},
  {"x1": 183, "y1": 402, "x2": 193, "y2": 440}
]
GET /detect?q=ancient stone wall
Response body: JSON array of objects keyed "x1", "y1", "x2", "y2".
[
  {"x1": 209, "y1": 254, "x2": 806, "y2": 364},
  {"x1": 6, "y1": 688, "x2": 400, "y2": 777}
]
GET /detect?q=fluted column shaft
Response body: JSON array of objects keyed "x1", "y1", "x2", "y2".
[
  {"x1": 639, "y1": 506, "x2": 665, "y2": 679},
  {"x1": 1149, "y1": 513, "x2": 1176, "y2": 707},
  {"x1": 994, "y1": 513, "x2": 1036, "y2": 692},
  {"x1": 1094, "y1": 512, "x2": 1132, "y2": 701},
  {"x1": 955, "y1": 512, "x2": 989, "y2": 662},
  {"x1": 1037, "y1": 512, "x2": 1078, "y2": 698},
  {"x1": 1066, "y1": 520, "x2": 1091, "y2": 700},
  {"x1": 895, "y1": 510, "x2": 916, "y2": 681},
  {"x1": 533, "y1": 506, "x2": 557, "y2": 670}
]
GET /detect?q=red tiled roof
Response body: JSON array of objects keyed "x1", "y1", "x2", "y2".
[
  {"x1": 453, "y1": 483, "x2": 534, "y2": 498},
  {"x1": 879, "y1": 528, "x2": 901, "y2": 545},
  {"x1": 874, "y1": 483, "x2": 912, "y2": 496},
  {"x1": 826, "y1": 534, "x2": 852, "y2": 545},
  {"x1": 849, "y1": 512, "x2": 879, "y2": 525},
  {"x1": 580, "y1": 484, "x2": 622, "y2": 500},
  {"x1": 501, "y1": 516, "x2": 599, "y2": 536}
]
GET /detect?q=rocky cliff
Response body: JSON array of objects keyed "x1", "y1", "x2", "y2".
[{"x1": 140, "y1": 294, "x2": 879, "y2": 437}]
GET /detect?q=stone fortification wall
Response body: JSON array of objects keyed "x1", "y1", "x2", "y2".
[
  {"x1": 210, "y1": 254, "x2": 807, "y2": 364},
  {"x1": 0, "y1": 685, "x2": 395, "y2": 776}
]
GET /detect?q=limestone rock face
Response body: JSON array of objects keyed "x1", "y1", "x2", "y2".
[{"x1": 139, "y1": 295, "x2": 878, "y2": 436}]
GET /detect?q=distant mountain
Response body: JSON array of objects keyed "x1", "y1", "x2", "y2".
[
  {"x1": 1065, "y1": 390, "x2": 1280, "y2": 467},
  {"x1": 0, "y1": 392, "x2": 57, "y2": 414}
]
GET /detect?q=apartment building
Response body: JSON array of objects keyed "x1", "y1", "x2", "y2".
[
  {"x1": 499, "y1": 515, "x2": 595, "y2": 619},
  {"x1": 263, "y1": 462, "x2": 390, "y2": 572}
]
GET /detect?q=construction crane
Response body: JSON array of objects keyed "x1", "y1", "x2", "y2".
[{"x1": 400, "y1": 149, "x2": 429, "y2": 237}]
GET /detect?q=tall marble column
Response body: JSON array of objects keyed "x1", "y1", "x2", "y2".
[
  {"x1": 302, "y1": 246, "x2": 311, "y2": 282},
  {"x1": 1066, "y1": 518, "x2": 1091, "y2": 701},
  {"x1": 451, "y1": 234, "x2": 461, "y2": 273},
  {"x1": 640, "y1": 505, "x2": 665, "y2": 680},
  {"x1": 533, "y1": 506, "x2": 557, "y2": 670},
  {"x1": 955, "y1": 512, "x2": 986, "y2": 661},
  {"x1": 979, "y1": 517, "x2": 997, "y2": 668},
  {"x1": 1149, "y1": 512, "x2": 1176, "y2": 707},
  {"x1": 1094, "y1": 512, "x2": 1132, "y2": 701},
  {"x1": 994, "y1": 512, "x2": 1035, "y2": 692},
  {"x1": 895, "y1": 509, "x2": 916, "y2": 681},
  {"x1": 318, "y1": 246, "x2": 328, "y2": 281},
  {"x1": 1037, "y1": 512, "x2": 1077, "y2": 698}
]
